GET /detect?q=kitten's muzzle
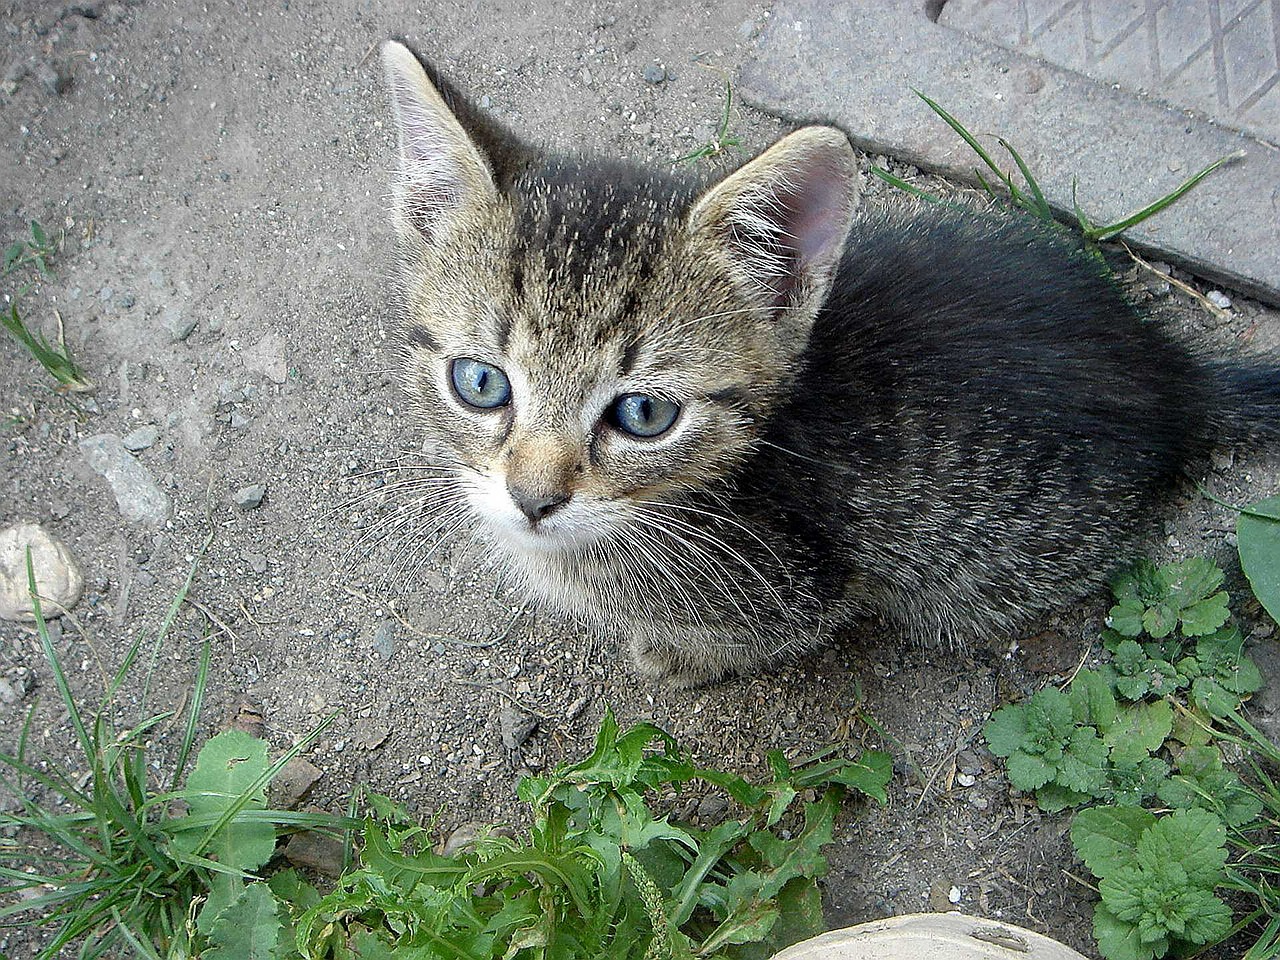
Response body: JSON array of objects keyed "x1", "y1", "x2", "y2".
[{"x1": 507, "y1": 484, "x2": 571, "y2": 524}]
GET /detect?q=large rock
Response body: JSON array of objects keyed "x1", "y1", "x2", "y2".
[
  {"x1": 79, "y1": 433, "x2": 171, "y2": 524},
  {"x1": 0, "y1": 522, "x2": 84, "y2": 621}
]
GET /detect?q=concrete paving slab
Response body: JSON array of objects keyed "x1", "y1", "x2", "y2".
[
  {"x1": 939, "y1": 0, "x2": 1280, "y2": 145},
  {"x1": 739, "y1": 0, "x2": 1280, "y2": 305}
]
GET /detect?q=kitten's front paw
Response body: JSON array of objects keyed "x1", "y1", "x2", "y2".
[{"x1": 628, "y1": 639, "x2": 726, "y2": 689}]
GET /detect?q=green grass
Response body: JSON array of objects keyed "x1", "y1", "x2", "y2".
[
  {"x1": 676, "y1": 79, "x2": 744, "y2": 165},
  {"x1": 0, "y1": 547, "x2": 343, "y2": 959},
  {"x1": 871, "y1": 92, "x2": 1241, "y2": 251},
  {"x1": 1, "y1": 220, "x2": 94, "y2": 394},
  {"x1": 0, "y1": 542, "x2": 892, "y2": 959}
]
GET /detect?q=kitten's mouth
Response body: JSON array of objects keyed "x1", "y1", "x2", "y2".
[{"x1": 460, "y1": 469, "x2": 614, "y2": 555}]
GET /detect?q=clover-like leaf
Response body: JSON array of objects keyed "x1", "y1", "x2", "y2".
[{"x1": 1107, "y1": 597, "x2": 1147, "y2": 637}]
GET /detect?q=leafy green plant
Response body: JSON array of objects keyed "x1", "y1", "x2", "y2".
[
  {"x1": 984, "y1": 672, "x2": 1173, "y2": 811},
  {"x1": 0, "y1": 550, "x2": 340, "y2": 959},
  {"x1": 3, "y1": 220, "x2": 56, "y2": 278},
  {"x1": 871, "y1": 92, "x2": 1239, "y2": 249},
  {"x1": 2, "y1": 304, "x2": 95, "y2": 394},
  {"x1": 1238, "y1": 494, "x2": 1280, "y2": 627},
  {"x1": 1072, "y1": 806, "x2": 1232, "y2": 960},
  {"x1": 1106, "y1": 557, "x2": 1230, "y2": 640},
  {"x1": 984, "y1": 555, "x2": 1280, "y2": 960},
  {"x1": 676, "y1": 79, "x2": 744, "y2": 164},
  {"x1": 286, "y1": 713, "x2": 891, "y2": 959},
  {"x1": 1, "y1": 219, "x2": 94, "y2": 393}
]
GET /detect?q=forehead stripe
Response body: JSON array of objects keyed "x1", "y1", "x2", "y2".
[{"x1": 407, "y1": 325, "x2": 440, "y2": 351}]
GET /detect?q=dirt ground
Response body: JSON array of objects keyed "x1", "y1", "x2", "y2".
[{"x1": 2, "y1": 1, "x2": 1279, "y2": 957}]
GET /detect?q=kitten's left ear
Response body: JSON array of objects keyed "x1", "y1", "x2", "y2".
[
  {"x1": 689, "y1": 126, "x2": 859, "y2": 318},
  {"x1": 381, "y1": 40, "x2": 500, "y2": 245}
]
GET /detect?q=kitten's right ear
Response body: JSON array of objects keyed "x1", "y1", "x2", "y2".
[{"x1": 380, "y1": 41, "x2": 499, "y2": 244}]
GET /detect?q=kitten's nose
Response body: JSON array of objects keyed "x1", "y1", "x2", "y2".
[{"x1": 508, "y1": 485, "x2": 571, "y2": 524}]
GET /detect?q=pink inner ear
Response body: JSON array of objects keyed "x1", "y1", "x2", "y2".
[
  {"x1": 390, "y1": 77, "x2": 468, "y2": 242},
  {"x1": 732, "y1": 152, "x2": 853, "y2": 312},
  {"x1": 778, "y1": 156, "x2": 852, "y2": 272}
]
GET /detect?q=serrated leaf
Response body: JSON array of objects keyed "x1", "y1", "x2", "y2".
[
  {"x1": 1106, "y1": 756, "x2": 1169, "y2": 807},
  {"x1": 1239, "y1": 495, "x2": 1280, "y2": 626},
  {"x1": 1107, "y1": 597, "x2": 1146, "y2": 637},
  {"x1": 203, "y1": 883, "x2": 282, "y2": 960},
  {"x1": 1035, "y1": 782, "x2": 1090, "y2": 812},
  {"x1": 170, "y1": 729, "x2": 276, "y2": 873},
  {"x1": 1098, "y1": 864, "x2": 1152, "y2": 923},
  {"x1": 983, "y1": 704, "x2": 1029, "y2": 758},
  {"x1": 1195, "y1": 625, "x2": 1263, "y2": 695},
  {"x1": 1160, "y1": 557, "x2": 1224, "y2": 608},
  {"x1": 1135, "y1": 808, "x2": 1226, "y2": 889},
  {"x1": 1057, "y1": 727, "x2": 1109, "y2": 796},
  {"x1": 1093, "y1": 904, "x2": 1155, "y2": 960},
  {"x1": 1070, "y1": 669, "x2": 1118, "y2": 731},
  {"x1": 1114, "y1": 674, "x2": 1151, "y2": 701},
  {"x1": 830, "y1": 750, "x2": 892, "y2": 805},
  {"x1": 1071, "y1": 806, "x2": 1155, "y2": 878},
  {"x1": 748, "y1": 792, "x2": 836, "y2": 901},
  {"x1": 1179, "y1": 889, "x2": 1233, "y2": 944},
  {"x1": 1104, "y1": 701, "x2": 1172, "y2": 767},
  {"x1": 1142, "y1": 602, "x2": 1178, "y2": 639},
  {"x1": 1179, "y1": 592, "x2": 1229, "y2": 636},
  {"x1": 765, "y1": 879, "x2": 825, "y2": 952},
  {"x1": 1007, "y1": 751, "x2": 1056, "y2": 790},
  {"x1": 1190, "y1": 675, "x2": 1241, "y2": 718}
]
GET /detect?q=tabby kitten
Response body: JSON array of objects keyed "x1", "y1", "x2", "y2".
[{"x1": 378, "y1": 41, "x2": 1280, "y2": 688}]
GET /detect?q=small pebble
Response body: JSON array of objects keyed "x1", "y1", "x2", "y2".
[
  {"x1": 371, "y1": 621, "x2": 397, "y2": 662},
  {"x1": 956, "y1": 772, "x2": 976, "y2": 787},
  {"x1": 0, "y1": 523, "x2": 84, "y2": 621},
  {"x1": 121, "y1": 424, "x2": 160, "y2": 451},
  {"x1": 1206, "y1": 290, "x2": 1232, "y2": 310},
  {"x1": 162, "y1": 305, "x2": 196, "y2": 342},
  {"x1": 642, "y1": 63, "x2": 666, "y2": 84},
  {"x1": 231, "y1": 482, "x2": 266, "y2": 509}
]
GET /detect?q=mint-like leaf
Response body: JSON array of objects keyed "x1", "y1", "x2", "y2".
[
  {"x1": 1135, "y1": 807, "x2": 1226, "y2": 889},
  {"x1": 1071, "y1": 806, "x2": 1155, "y2": 878},
  {"x1": 1093, "y1": 904, "x2": 1155, "y2": 960}
]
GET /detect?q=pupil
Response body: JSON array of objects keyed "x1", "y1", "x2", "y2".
[
  {"x1": 637, "y1": 398, "x2": 651, "y2": 422},
  {"x1": 475, "y1": 369, "x2": 488, "y2": 393}
]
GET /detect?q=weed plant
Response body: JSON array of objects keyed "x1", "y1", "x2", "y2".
[{"x1": 1, "y1": 220, "x2": 93, "y2": 394}]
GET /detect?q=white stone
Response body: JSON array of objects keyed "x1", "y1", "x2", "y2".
[{"x1": 0, "y1": 523, "x2": 84, "y2": 621}]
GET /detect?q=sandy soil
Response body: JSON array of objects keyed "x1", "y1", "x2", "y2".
[{"x1": 2, "y1": 1, "x2": 1278, "y2": 957}]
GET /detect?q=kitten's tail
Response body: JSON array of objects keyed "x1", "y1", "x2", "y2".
[{"x1": 1210, "y1": 359, "x2": 1280, "y2": 442}]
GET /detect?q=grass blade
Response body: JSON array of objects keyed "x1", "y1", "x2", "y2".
[
  {"x1": 1085, "y1": 150, "x2": 1244, "y2": 240},
  {"x1": 869, "y1": 165, "x2": 945, "y2": 204},
  {"x1": 169, "y1": 638, "x2": 211, "y2": 791},
  {"x1": 26, "y1": 550, "x2": 93, "y2": 761},
  {"x1": 998, "y1": 136, "x2": 1052, "y2": 221}
]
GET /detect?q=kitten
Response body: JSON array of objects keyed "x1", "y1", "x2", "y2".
[{"x1": 377, "y1": 40, "x2": 1280, "y2": 688}]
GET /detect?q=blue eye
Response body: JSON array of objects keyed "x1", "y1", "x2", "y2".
[
  {"x1": 450, "y1": 358, "x2": 511, "y2": 409},
  {"x1": 608, "y1": 393, "x2": 680, "y2": 438}
]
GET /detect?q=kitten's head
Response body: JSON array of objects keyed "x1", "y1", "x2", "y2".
[{"x1": 380, "y1": 41, "x2": 859, "y2": 560}]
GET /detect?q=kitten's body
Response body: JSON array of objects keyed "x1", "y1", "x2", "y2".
[{"x1": 379, "y1": 42, "x2": 1280, "y2": 687}]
